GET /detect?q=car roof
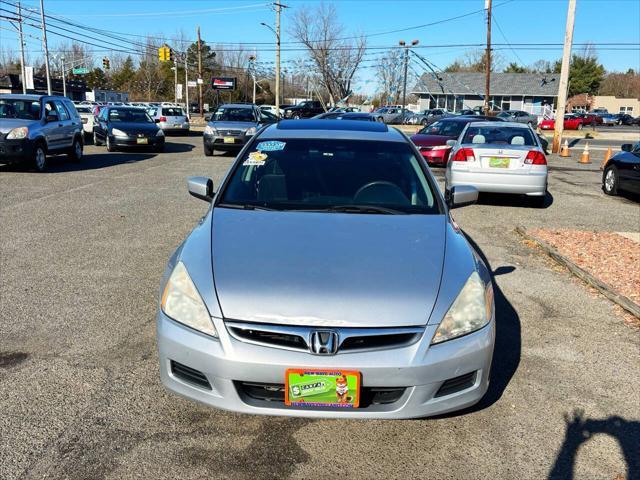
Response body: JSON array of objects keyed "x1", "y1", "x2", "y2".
[
  {"x1": 0, "y1": 94, "x2": 48, "y2": 101},
  {"x1": 258, "y1": 119, "x2": 406, "y2": 142},
  {"x1": 219, "y1": 103, "x2": 256, "y2": 108},
  {"x1": 463, "y1": 121, "x2": 530, "y2": 128}
]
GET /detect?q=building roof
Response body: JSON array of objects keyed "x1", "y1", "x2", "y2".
[{"x1": 412, "y1": 72, "x2": 559, "y2": 97}]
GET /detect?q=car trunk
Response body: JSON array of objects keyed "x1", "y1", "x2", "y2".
[{"x1": 468, "y1": 145, "x2": 533, "y2": 173}]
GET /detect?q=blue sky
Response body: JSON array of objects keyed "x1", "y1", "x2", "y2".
[{"x1": 2, "y1": 0, "x2": 639, "y2": 94}]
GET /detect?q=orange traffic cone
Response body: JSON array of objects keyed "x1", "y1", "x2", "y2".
[
  {"x1": 579, "y1": 142, "x2": 592, "y2": 164},
  {"x1": 560, "y1": 139, "x2": 571, "y2": 157},
  {"x1": 600, "y1": 146, "x2": 613, "y2": 170}
]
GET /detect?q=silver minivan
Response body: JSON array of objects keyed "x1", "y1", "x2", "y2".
[{"x1": 147, "y1": 106, "x2": 190, "y2": 134}]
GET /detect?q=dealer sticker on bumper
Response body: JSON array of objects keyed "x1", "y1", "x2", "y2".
[{"x1": 285, "y1": 369, "x2": 360, "y2": 408}]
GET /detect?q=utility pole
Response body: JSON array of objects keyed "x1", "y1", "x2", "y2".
[
  {"x1": 483, "y1": 0, "x2": 492, "y2": 114},
  {"x1": 274, "y1": 2, "x2": 282, "y2": 117},
  {"x1": 552, "y1": 0, "x2": 577, "y2": 153},
  {"x1": 39, "y1": 0, "x2": 52, "y2": 95},
  {"x1": 197, "y1": 26, "x2": 203, "y2": 117},
  {"x1": 60, "y1": 55, "x2": 66, "y2": 97},
  {"x1": 16, "y1": 2, "x2": 27, "y2": 94},
  {"x1": 184, "y1": 55, "x2": 189, "y2": 113},
  {"x1": 399, "y1": 40, "x2": 419, "y2": 113},
  {"x1": 174, "y1": 56, "x2": 178, "y2": 104}
]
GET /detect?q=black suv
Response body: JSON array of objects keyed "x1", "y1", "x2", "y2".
[
  {"x1": 283, "y1": 100, "x2": 325, "y2": 119},
  {"x1": 0, "y1": 94, "x2": 84, "y2": 171}
]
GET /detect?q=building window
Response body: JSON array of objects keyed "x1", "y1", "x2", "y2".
[
  {"x1": 502, "y1": 97, "x2": 511, "y2": 111},
  {"x1": 455, "y1": 96, "x2": 464, "y2": 112},
  {"x1": 620, "y1": 106, "x2": 633, "y2": 113},
  {"x1": 437, "y1": 96, "x2": 446, "y2": 108}
]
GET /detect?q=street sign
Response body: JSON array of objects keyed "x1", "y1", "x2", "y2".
[
  {"x1": 211, "y1": 77, "x2": 236, "y2": 90},
  {"x1": 24, "y1": 66, "x2": 34, "y2": 90},
  {"x1": 187, "y1": 80, "x2": 197, "y2": 87},
  {"x1": 197, "y1": 78, "x2": 203, "y2": 85},
  {"x1": 72, "y1": 67, "x2": 89, "y2": 75}
]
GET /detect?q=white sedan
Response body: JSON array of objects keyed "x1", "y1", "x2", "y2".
[
  {"x1": 259, "y1": 105, "x2": 284, "y2": 116},
  {"x1": 445, "y1": 122, "x2": 548, "y2": 207},
  {"x1": 74, "y1": 105, "x2": 95, "y2": 137}
]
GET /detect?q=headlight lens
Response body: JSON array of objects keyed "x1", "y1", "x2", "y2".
[
  {"x1": 204, "y1": 125, "x2": 217, "y2": 135},
  {"x1": 156, "y1": 129, "x2": 165, "y2": 137},
  {"x1": 431, "y1": 272, "x2": 493, "y2": 345},
  {"x1": 6, "y1": 126, "x2": 28, "y2": 139},
  {"x1": 111, "y1": 128, "x2": 127, "y2": 137},
  {"x1": 245, "y1": 126, "x2": 256, "y2": 136},
  {"x1": 161, "y1": 262, "x2": 217, "y2": 337}
]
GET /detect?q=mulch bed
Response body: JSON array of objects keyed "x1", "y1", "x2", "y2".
[{"x1": 529, "y1": 229, "x2": 640, "y2": 307}]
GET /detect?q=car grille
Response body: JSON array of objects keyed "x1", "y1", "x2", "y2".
[
  {"x1": 435, "y1": 371, "x2": 476, "y2": 397},
  {"x1": 219, "y1": 129, "x2": 243, "y2": 136},
  {"x1": 170, "y1": 360, "x2": 211, "y2": 390},
  {"x1": 235, "y1": 381, "x2": 406, "y2": 407},
  {"x1": 225, "y1": 321, "x2": 423, "y2": 354}
]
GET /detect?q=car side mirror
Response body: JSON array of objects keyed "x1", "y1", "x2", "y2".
[
  {"x1": 187, "y1": 176, "x2": 215, "y2": 202},
  {"x1": 154, "y1": 119, "x2": 161, "y2": 123},
  {"x1": 446, "y1": 185, "x2": 478, "y2": 209},
  {"x1": 45, "y1": 113, "x2": 58, "y2": 123},
  {"x1": 446, "y1": 139, "x2": 457, "y2": 147},
  {"x1": 204, "y1": 115, "x2": 211, "y2": 122},
  {"x1": 621, "y1": 143, "x2": 632, "y2": 152}
]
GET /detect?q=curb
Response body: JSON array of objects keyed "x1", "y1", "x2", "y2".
[{"x1": 515, "y1": 226, "x2": 640, "y2": 319}]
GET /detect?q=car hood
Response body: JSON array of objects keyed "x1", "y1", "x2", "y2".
[
  {"x1": 0, "y1": 118, "x2": 38, "y2": 134},
  {"x1": 410, "y1": 134, "x2": 453, "y2": 146},
  {"x1": 210, "y1": 121, "x2": 256, "y2": 130},
  {"x1": 211, "y1": 208, "x2": 446, "y2": 327}
]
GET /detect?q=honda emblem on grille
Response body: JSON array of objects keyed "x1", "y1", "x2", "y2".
[{"x1": 309, "y1": 330, "x2": 338, "y2": 355}]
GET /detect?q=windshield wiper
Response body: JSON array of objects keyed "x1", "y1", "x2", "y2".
[
  {"x1": 217, "y1": 203, "x2": 278, "y2": 211},
  {"x1": 308, "y1": 204, "x2": 407, "y2": 215}
]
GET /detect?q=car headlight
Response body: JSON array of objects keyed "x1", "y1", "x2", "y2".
[
  {"x1": 6, "y1": 126, "x2": 28, "y2": 139},
  {"x1": 111, "y1": 128, "x2": 127, "y2": 137},
  {"x1": 245, "y1": 126, "x2": 256, "y2": 136},
  {"x1": 204, "y1": 125, "x2": 217, "y2": 135},
  {"x1": 161, "y1": 262, "x2": 217, "y2": 337},
  {"x1": 431, "y1": 272, "x2": 493, "y2": 345},
  {"x1": 156, "y1": 129, "x2": 165, "y2": 137}
]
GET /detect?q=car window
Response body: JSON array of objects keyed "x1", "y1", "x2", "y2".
[
  {"x1": 419, "y1": 120, "x2": 465, "y2": 137},
  {"x1": 0, "y1": 99, "x2": 41, "y2": 120},
  {"x1": 44, "y1": 101, "x2": 59, "y2": 120},
  {"x1": 76, "y1": 106, "x2": 92, "y2": 113},
  {"x1": 260, "y1": 110, "x2": 277, "y2": 121},
  {"x1": 220, "y1": 138, "x2": 438, "y2": 214},
  {"x1": 462, "y1": 126, "x2": 538, "y2": 146},
  {"x1": 108, "y1": 108, "x2": 153, "y2": 123},
  {"x1": 162, "y1": 107, "x2": 184, "y2": 116},
  {"x1": 212, "y1": 107, "x2": 255, "y2": 122},
  {"x1": 53, "y1": 100, "x2": 70, "y2": 121}
]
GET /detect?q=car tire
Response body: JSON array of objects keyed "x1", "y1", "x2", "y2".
[
  {"x1": 68, "y1": 137, "x2": 83, "y2": 162},
  {"x1": 33, "y1": 143, "x2": 47, "y2": 172},
  {"x1": 529, "y1": 194, "x2": 546, "y2": 208},
  {"x1": 377, "y1": 116, "x2": 384, "y2": 123},
  {"x1": 93, "y1": 131, "x2": 102, "y2": 146},
  {"x1": 293, "y1": 113, "x2": 301, "y2": 120},
  {"x1": 421, "y1": 119, "x2": 428, "y2": 126},
  {"x1": 204, "y1": 145, "x2": 214, "y2": 157},
  {"x1": 154, "y1": 143, "x2": 165, "y2": 153},
  {"x1": 603, "y1": 165, "x2": 619, "y2": 196},
  {"x1": 106, "y1": 136, "x2": 116, "y2": 152},
  {"x1": 577, "y1": 123, "x2": 583, "y2": 130}
]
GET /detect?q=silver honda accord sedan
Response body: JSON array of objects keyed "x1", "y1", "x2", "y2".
[{"x1": 157, "y1": 119, "x2": 495, "y2": 419}]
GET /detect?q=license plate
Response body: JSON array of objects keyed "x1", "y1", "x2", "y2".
[
  {"x1": 285, "y1": 369, "x2": 361, "y2": 408},
  {"x1": 488, "y1": 157, "x2": 510, "y2": 168},
  {"x1": 223, "y1": 137, "x2": 235, "y2": 144},
  {"x1": 174, "y1": 123, "x2": 181, "y2": 127},
  {"x1": 136, "y1": 138, "x2": 148, "y2": 144}
]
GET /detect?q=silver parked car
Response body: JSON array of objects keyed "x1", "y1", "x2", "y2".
[
  {"x1": 406, "y1": 108, "x2": 451, "y2": 126},
  {"x1": 372, "y1": 107, "x2": 412, "y2": 124},
  {"x1": 157, "y1": 119, "x2": 496, "y2": 419},
  {"x1": 445, "y1": 122, "x2": 548, "y2": 207},
  {"x1": 496, "y1": 110, "x2": 538, "y2": 127},
  {"x1": 147, "y1": 105, "x2": 190, "y2": 134}
]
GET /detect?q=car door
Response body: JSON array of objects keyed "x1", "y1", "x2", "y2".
[
  {"x1": 41, "y1": 100, "x2": 63, "y2": 150},
  {"x1": 52, "y1": 99, "x2": 74, "y2": 148},
  {"x1": 617, "y1": 144, "x2": 640, "y2": 193},
  {"x1": 95, "y1": 108, "x2": 109, "y2": 141}
]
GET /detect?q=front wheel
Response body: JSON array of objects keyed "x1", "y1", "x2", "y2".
[
  {"x1": 293, "y1": 113, "x2": 301, "y2": 120},
  {"x1": 377, "y1": 116, "x2": 384, "y2": 123},
  {"x1": 204, "y1": 145, "x2": 214, "y2": 157},
  {"x1": 93, "y1": 131, "x2": 102, "y2": 146},
  {"x1": 577, "y1": 123, "x2": 583, "y2": 130},
  {"x1": 603, "y1": 166, "x2": 619, "y2": 196},
  {"x1": 421, "y1": 119, "x2": 428, "y2": 126},
  {"x1": 68, "y1": 138, "x2": 83, "y2": 162},
  {"x1": 33, "y1": 144, "x2": 47, "y2": 172},
  {"x1": 106, "y1": 136, "x2": 116, "y2": 152}
]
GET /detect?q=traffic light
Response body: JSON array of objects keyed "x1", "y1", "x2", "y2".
[
  {"x1": 158, "y1": 45, "x2": 173, "y2": 62},
  {"x1": 102, "y1": 57, "x2": 110, "y2": 69},
  {"x1": 168, "y1": 47, "x2": 174, "y2": 62}
]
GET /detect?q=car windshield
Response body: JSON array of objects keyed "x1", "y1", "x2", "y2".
[
  {"x1": 419, "y1": 120, "x2": 466, "y2": 137},
  {"x1": 219, "y1": 138, "x2": 438, "y2": 214},
  {"x1": 109, "y1": 109, "x2": 153, "y2": 123},
  {"x1": 0, "y1": 99, "x2": 41, "y2": 120},
  {"x1": 462, "y1": 126, "x2": 537, "y2": 146},
  {"x1": 212, "y1": 107, "x2": 255, "y2": 122}
]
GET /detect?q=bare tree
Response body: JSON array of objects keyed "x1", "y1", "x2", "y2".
[
  {"x1": 376, "y1": 49, "x2": 405, "y2": 104},
  {"x1": 290, "y1": 2, "x2": 366, "y2": 104}
]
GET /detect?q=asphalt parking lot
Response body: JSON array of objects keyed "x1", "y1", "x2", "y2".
[{"x1": 1, "y1": 135, "x2": 638, "y2": 480}]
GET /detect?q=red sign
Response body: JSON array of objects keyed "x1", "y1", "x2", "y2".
[{"x1": 211, "y1": 77, "x2": 236, "y2": 90}]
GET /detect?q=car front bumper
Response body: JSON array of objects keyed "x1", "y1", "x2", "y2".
[
  {"x1": 0, "y1": 138, "x2": 33, "y2": 163},
  {"x1": 448, "y1": 167, "x2": 548, "y2": 195},
  {"x1": 203, "y1": 133, "x2": 250, "y2": 150},
  {"x1": 110, "y1": 135, "x2": 164, "y2": 148},
  {"x1": 157, "y1": 311, "x2": 495, "y2": 419}
]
